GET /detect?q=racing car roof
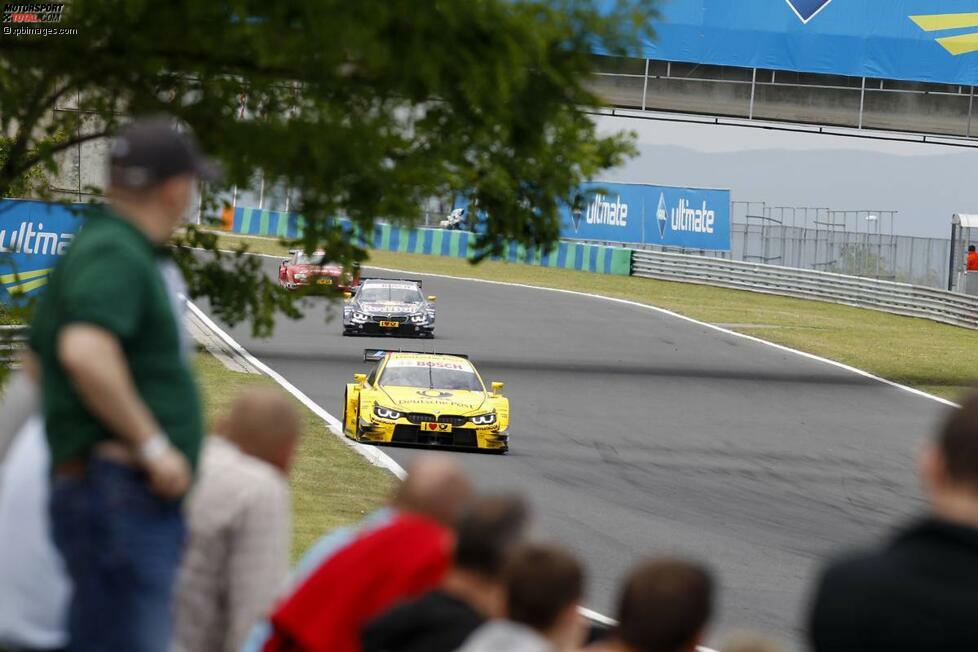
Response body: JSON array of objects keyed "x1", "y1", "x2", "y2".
[{"x1": 364, "y1": 348, "x2": 469, "y2": 362}]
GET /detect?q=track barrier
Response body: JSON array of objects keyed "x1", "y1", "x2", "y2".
[{"x1": 224, "y1": 207, "x2": 632, "y2": 276}]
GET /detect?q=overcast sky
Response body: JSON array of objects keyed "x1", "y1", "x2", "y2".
[{"x1": 594, "y1": 114, "x2": 978, "y2": 238}]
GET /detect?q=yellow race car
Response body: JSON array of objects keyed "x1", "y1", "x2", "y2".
[{"x1": 343, "y1": 349, "x2": 510, "y2": 453}]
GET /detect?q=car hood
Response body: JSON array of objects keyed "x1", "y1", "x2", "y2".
[
  {"x1": 378, "y1": 386, "x2": 488, "y2": 414},
  {"x1": 358, "y1": 301, "x2": 423, "y2": 314}
]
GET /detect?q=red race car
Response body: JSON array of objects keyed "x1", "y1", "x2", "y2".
[{"x1": 278, "y1": 249, "x2": 360, "y2": 292}]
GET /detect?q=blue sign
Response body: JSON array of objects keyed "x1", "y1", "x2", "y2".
[
  {"x1": 562, "y1": 182, "x2": 731, "y2": 251},
  {"x1": 607, "y1": 0, "x2": 978, "y2": 86},
  {"x1": 0, "y1": 200, "x2": 86, "y2": 301}
]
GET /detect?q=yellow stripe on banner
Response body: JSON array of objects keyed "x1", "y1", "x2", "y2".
[
  {"x1": 0, "y1": 267, "x2": 51, "y2": 285},
  {"x1": 7, "y1": 275, "x2": 50, "y2": 295},
  {"x1": 935, "y1": 32, "x2": 978, "y2": 56},
  {"x1": 910, "y1": 13, "x2": 978, "y2": 32}
]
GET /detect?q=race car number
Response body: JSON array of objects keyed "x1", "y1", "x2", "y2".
[
  {"x1": 420, "y1": 421, "x2": 452, "y2": 433},
  {"x1": 379, "y1": 320, "x2": 399, "y2": 328},
  {"x1": 316, "y1": 278, "x2": 332, "y2": 285}
]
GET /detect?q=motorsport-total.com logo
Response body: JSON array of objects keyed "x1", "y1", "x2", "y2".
[{"x1": 655, "y1": 193, "x2": 716, "y2": 239}]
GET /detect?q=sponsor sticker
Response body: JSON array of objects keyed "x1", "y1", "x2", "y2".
[{"x1": 386, "y1": 358, "x2": 470, "y2": 371}]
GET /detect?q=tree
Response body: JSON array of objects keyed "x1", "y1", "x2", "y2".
[{"x1": 0, "y1": 0, "x2": 656, "y2": 335}]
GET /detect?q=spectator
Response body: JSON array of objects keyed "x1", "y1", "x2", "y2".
[
  {"x1": 362, "y1": 495, "x2": 530, "y2": 652},
  {"x1": 457, "y1": 543, "x2": 585, "y2": 652},
  {"x1": 0, "y1": 414, "x2": 71, "y2": 652},
  {"x1": 808, "y1": 394, "x2": 978, "y2": 652},
  {"x1": 967, "y1": 245, "x2": 978, "y2": 271},
  {"x1": 27, "y1": 116, "x2": 219, "y2": 652},
  {"x1": 255, "y1": 454, "x2": 473, "y2": 652},
  {"x1": 172, "y1": 388, "x2": 301, "y2": 652},
  {"x1": 588, "y1": 558, "x2": 714, "y2": 652}
]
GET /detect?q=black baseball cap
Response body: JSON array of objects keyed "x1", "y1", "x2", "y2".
[{"x1": 109, "y1": 116, "x2": 222, "y2": 189}]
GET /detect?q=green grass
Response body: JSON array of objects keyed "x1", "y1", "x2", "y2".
[
  {"x1": 216, "y1": 232, "x2": 978, "y2": 402},
  {"x1": 194, "y1": 351, "x2": 394, "y2": 559}
]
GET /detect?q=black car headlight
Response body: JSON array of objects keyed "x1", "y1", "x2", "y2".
[
  {"x1": 470, "y1": 412, "x2": 496, "y2": 425},
  {"x1": 409, "y1": 313, "x2": 428, "y2": 324},
  {"x1": 351, "y1": 311, "x2": 370, "y2": 323},
  {"x1": 374, "y1": 405, "x2": 402, "y2": 420}
]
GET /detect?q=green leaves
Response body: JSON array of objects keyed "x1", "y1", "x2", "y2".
[{"x1": 0, "y1": 0, "x2": 657, "y2": 335}]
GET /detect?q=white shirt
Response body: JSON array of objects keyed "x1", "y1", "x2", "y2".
[
  {"x1": 456, "y1": 620, "x2": 556, "y2": 652},
  {"x1": 172, "y1": 436, "x2": 291, "y2": 652},
  {"x1": 0, "y1": 417, "x2": 71, "y2": 649}
]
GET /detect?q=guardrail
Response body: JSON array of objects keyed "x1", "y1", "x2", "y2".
[
  {"x1": 0, "y1": 324, "x2": 28, "y2": 366},
  {"x1": 631, "y1": 249, "x2": 978, "y2": 330}
]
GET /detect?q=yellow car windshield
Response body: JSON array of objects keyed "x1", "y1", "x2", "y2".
[{"x1": 380, "y1": 365, "x2": 482, "y2": 391}]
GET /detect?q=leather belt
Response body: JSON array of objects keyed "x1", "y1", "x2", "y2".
[{"x1": 53, "y1": 441, "x2": 140, "y2": 478}]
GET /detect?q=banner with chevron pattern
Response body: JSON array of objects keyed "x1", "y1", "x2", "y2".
[{"x1": 606, "y1": 0, "x2": 978, "y2": 86}]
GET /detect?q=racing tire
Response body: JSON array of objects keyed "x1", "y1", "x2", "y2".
[{"x1": 342, "y1": 390, "x2": 351, "y2": 438}]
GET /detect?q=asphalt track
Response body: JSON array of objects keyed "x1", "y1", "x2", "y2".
[{"x1": 200, "y1": 257, "x2": 947, "y2": 648}]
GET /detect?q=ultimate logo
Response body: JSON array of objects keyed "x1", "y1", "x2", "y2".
[{"x1": 2, "y1": 2, "x2": 63, "y2": 23}]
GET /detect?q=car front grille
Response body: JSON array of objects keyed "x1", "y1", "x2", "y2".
[
  {"x1": 405, "y1": 413, "x2": 468, "y2": 426},
  {"x1": 372, "y1": 315, "x2": 406, "y2": 323}
]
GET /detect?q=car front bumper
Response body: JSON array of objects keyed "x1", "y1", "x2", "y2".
[
  {"x1": 343, "y1": 321, "x2": 434, "y2": 337},
  {"x1": 356, "y1": 418, "x2": 507, "y2": 451}
]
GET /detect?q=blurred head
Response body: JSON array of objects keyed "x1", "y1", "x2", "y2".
[
  {"x1": 615, "y1": 558, "x2": 714, "y2": 652},
  {"x1": 221, "y1": 388, "x2": 301, "y2": 473},
  {"x1": 391, "y1": 454, "x2": 473, "y2": 525},
  {"x1": 454, "y1": 494, "x2": 529, "y2": 577},
  {"x1": 970, "y1": 245, "x2": 976, "y2": 253},
  {"x1": 505, "y1": 544, "x2": 585, "y2": 651},
  {"x1": 920, "y1": 394, "x2": 978, "y2": 515},
  {"x1": 107, "y1": 116, "x2": 220, "y2": 242},
  {"x1": 449, "y1": 494, "x2": 530, "y2": 618}
]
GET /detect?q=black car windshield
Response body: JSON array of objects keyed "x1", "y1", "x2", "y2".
[
  {"x1": 380, "y1": 361, "x2": 482, "y2": 391},
  {"x1": 358, "y1": 283, "x2": 423, "y2": 303}
]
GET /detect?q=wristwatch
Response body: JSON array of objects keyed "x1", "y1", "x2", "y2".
[{"x1": 138, "y1": 433, "x2": 170, "y2": 463}]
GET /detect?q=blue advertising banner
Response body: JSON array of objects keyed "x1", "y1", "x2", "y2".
[
  {"x1": 561, "y1": 182, "x2": 731, "y2": 251},
  {"x1": 0, "y1": 200, "x2": 86, "y2": 301},
  {"x1": 607, "y1": 0, "x2": 978, "y2": 86}
]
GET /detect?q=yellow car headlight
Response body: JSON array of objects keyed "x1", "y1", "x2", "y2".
[
  {"x1": 470, "y1": 412, "x2": 497, "y2": 425},
  {"x1": 373, "y1": 405, "x2": 402, "y2": 420}
]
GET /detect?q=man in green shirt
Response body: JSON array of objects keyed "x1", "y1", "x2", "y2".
[{"x1": 28, "y1": 116, "x2": 219, "y2": 652}]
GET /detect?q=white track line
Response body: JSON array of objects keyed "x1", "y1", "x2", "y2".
[
  {"x1": 186, "y1": 301, "x2": 405, "y2": 479},
  {"x1": 361, "y1": 263, "x2": 958, "y2": 407}
]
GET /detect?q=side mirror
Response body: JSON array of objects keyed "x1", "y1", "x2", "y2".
[
  {"x1": 427, "y1": 295, "x2": 437, "y2": 302},
  {"x1": 344, "y1": 292, "x2": 353, "y2": 300},
  {"x1": 353, "y1": 373, "x2": 367, "y2": 385},
  {"x1": 491, "y1": 381, "x2": 504, "y2": 395}
]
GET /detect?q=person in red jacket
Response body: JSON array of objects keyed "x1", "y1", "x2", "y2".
[
  {"x1": 967, "y1": 245, "x2": 978, "y2": 271},
  {"x1": 261, "y1": 455, "x2": 472, "y2": 652}
]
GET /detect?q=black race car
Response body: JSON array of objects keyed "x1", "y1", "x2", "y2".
[{"x1": 342, "y1": 278, "x2": 436, "y2": 337}]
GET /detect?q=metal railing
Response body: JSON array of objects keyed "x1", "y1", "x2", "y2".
[
  {"x1": 0, "y1": 324, "x2": 28, "y2": 367},
  {"x1": 631, "y1": 249, "x2": 978, "y2": 330}
]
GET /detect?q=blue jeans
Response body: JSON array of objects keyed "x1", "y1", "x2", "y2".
[{"x1": 49, "y1": 458, "x2": 185, "y2": 652}]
